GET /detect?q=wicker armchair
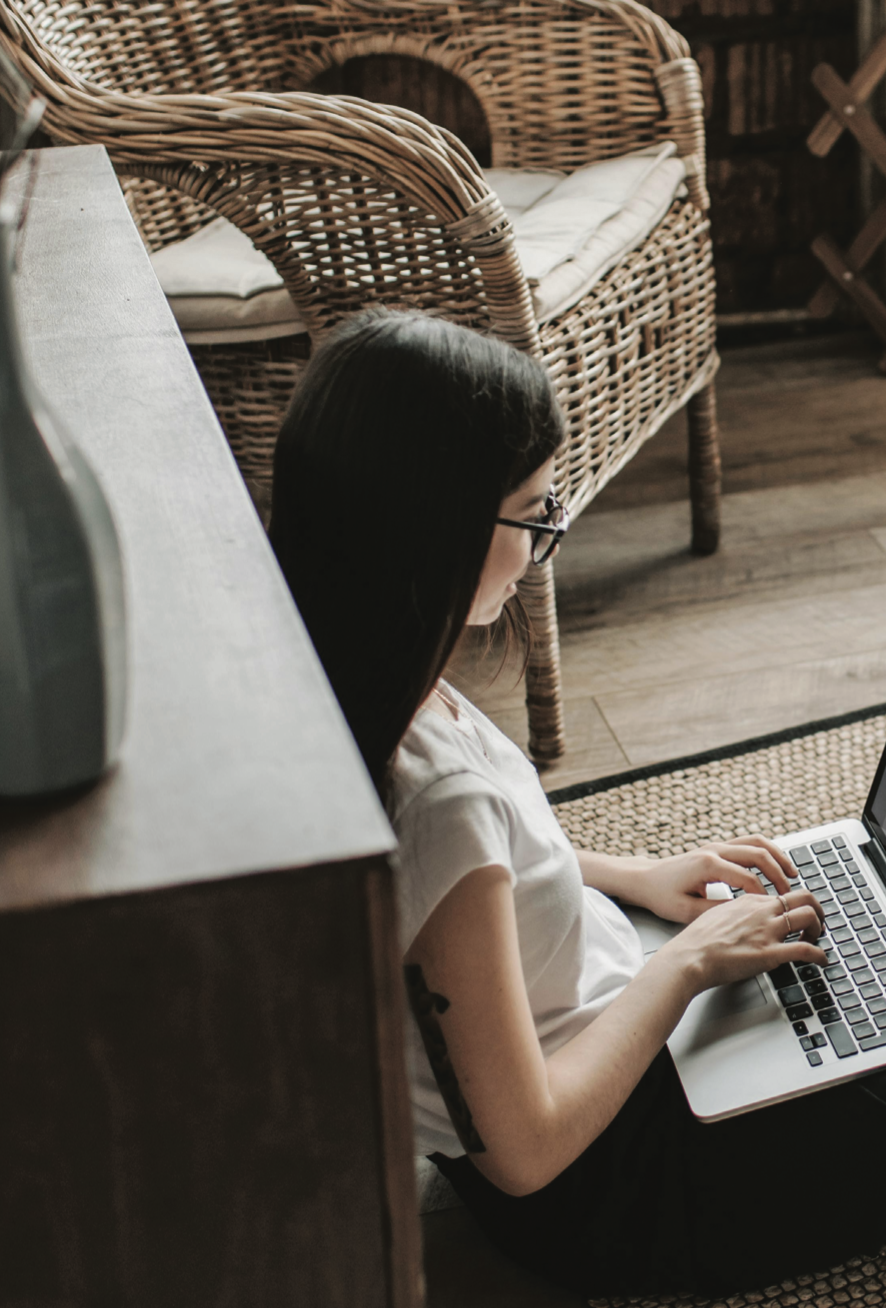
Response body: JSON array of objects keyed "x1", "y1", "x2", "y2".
[{"x1": 0, "y1": 0, "x2": 720, "y2": 765}]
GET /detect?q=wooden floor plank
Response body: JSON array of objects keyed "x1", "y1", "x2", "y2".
[
  {"x1": 593, "y1": 333, "x2": 886, "y2": 511},
  {"x1": 558, "y1": 472, "x2": 886, "y2": 629},
  {"x1": 558, "y1": 530, "x2": 886, "y2": 633},
  {"x1": 559, "y1": 581, "x2": 886, "y2": 697},
  {"x1": 483, "y1": 697, "x2": 630, "y2": 780},
  {"x1": 596, "y1": 647, "x2": 886, "y2": 768}
]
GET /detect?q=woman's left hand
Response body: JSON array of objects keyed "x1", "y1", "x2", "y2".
[{"x1": 631, "y1": 835, "x2": 798, "y2": 924}]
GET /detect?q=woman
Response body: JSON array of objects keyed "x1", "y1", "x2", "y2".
[{"x1": 271, "y1": 309, "x2": 886, "y2": 1298}]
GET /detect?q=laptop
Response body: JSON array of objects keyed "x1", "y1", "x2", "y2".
[{"x1": 627, "y1": 733, "x2": 886, "y2": 1122}]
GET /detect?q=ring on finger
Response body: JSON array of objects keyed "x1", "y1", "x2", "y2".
[{"x1": 777, "y1": 894, "x2": 793, "y2": 935}]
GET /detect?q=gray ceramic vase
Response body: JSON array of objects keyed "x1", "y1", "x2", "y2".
[{"x1": 0, "y1": 209, "x2": 127, "y2": 795}]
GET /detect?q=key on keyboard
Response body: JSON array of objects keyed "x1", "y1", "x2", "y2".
[{"x1": 825, "y1": 1023, "x2": 858, "y2": 1057}]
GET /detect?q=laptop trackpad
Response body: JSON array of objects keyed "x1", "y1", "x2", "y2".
[
  {"x1": 630, "y1": 907, "x2": 773, "y2": 1046},
  {"x1": 701, "y1": 975, "x2": 768, "y2": 1019},
  {"x1": 679, "y1": 975, "x2": 770, "y2": 1051}
]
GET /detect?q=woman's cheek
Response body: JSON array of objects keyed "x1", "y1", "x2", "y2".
[{"x1": 514, "y1": 536, "x2": 533, "y2": 579}]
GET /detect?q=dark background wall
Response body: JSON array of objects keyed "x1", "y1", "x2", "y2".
[{"x1": 647, "y1": 0, "x2": 860, "y2": 314}]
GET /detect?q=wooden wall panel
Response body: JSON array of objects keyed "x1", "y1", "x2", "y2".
[
  {"x1": 0, "y1": 864, "x2": 399, "y2": 1308},
  {"x1": 645, "y1": 0, "x2": 859, "y2": 314}
]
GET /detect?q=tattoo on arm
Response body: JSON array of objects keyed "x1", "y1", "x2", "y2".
[{"x1": 404, "y1": 963, "x2": 486, "y2": 1153}]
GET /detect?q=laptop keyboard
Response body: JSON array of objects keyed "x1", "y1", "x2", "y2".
[{"x1": 739, "y1": 836, "x2": 886, "y2": 1067}]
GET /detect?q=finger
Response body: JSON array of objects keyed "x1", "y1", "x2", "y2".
[
  {"x1": 759, "y1": 856, "x2": 794, "y2": 896},
  {"x1": 768, "y1": 940, "x2": 829, "y2": 969},
  {"x1": 695, "y1": 854, "x2": 769, "y2": 895},
  {"x1": 759, "y1": 838, "x2": 800, "y2": 884},
  {"x1": 779, "y1": 903, "x2": 823, "y2": 942},
  {"x1": 783, "y1": 888, "x2": 825, "y2": 924},
  {"x1": 718, "y1": 836, "x2": 798, "y2": 887},
  {"x1": 709, "y1": 864, "x2": 768, "y2": 897},
  {"x1": 709, "y1": 842, "x2": 794, "y2": 894},
  {"x1": 741, "y1": 834, "x2": 798, "y2": 881}
]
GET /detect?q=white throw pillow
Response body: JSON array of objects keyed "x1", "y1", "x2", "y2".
[{"x1": 150, "y1": 216, "x2": 284, "y2": 299}]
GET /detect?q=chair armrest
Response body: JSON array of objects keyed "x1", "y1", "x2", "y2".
[
  {"x1": 655, "y1": 58, "x2": 710, "y2": 211},
  {"x1": 83, "y1": 90, "x2": 489, "y2": 217},
  {"x1": 0, "y1": 8, "x2": 482, "y2": 220},
  {"x1": 93, "y1": 89, "x2": 541, "y2": 353}
]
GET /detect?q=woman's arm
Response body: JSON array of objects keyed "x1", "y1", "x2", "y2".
[
  {"x1": 576, "y1": 837, "x2": 798, "y2": 923},
  {"x1": 406, "y1": 864, "x2": 824, "y2": 1197}
]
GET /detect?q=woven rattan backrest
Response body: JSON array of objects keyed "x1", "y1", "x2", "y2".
[
  {"x1": 288, "y1": 0, "x2": 688, "y2": 171},
  {"x1": 6, "y1": 0, "x2": 689, "y2": 169},
  {"x1": 5, "y1": 0, "x2": 290, "y2": 95}
]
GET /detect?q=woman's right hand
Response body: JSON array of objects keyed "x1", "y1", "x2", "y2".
[{"x1": 662, "y1": 887, "x2": 827, "y2": 993}]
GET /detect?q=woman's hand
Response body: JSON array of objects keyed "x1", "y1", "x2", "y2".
[
  {"x1": 630, "y1": 835, "x2": 798, "y2": 924},
  {"x1": 663, "y1": 884, "x2": 827, "y2": 993}
]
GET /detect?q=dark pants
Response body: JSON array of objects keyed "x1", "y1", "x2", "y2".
[{"x1": 431, "y1": 1049, "x2": 886, "y2": 1298}]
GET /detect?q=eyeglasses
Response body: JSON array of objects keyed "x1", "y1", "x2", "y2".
[{"x1": 496, "y1": 491, "x2": 570, "y2": 566}]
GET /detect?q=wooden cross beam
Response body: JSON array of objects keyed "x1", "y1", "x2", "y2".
[
  {"x1": 808, "y1": 32, "x2": 886, "y2": 158},
  {"x1": 810, "y1": 62, "x2": 886, "y2": 176},
  {"x1": 811, "y1": 231, "x2": 886, "y2": 343},
  {"x1": 808, "y1": 195, "x2": 886, "y2": 319},
  {"x1": 806, "y1": 35, "x2": 886, "y2": 366}
]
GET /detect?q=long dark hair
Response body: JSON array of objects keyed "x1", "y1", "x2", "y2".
[{"x1": 270, "y1": 309, "x2": 564, "y2": 796}]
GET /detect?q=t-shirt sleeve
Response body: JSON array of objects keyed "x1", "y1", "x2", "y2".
[{"x1": 393, "y1": 770, "x2": 518, "y2": 953}]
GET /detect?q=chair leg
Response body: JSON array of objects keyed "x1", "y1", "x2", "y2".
[
  {"x1": 687, "y1": 380, "x2": 722, "y2": 556},
  {"x1": 519, "y1": 559, "x2": 567, "y2": 765}
]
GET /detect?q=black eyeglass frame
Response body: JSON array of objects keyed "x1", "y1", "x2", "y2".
[{"x1": 496, "y1": 492, "x2": 570, "y2": 566}]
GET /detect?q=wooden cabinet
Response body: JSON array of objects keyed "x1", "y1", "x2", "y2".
[{"x1": 0, "y1": 145, "x2": 421, "y2": 1308}]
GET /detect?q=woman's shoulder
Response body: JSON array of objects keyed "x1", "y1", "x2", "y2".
[
  {"x1": 389, "y1": 712, "x2": 520, "y2": 950},
  {"x1": 388, "y1": 697, "x2": 513, "y2": 829}
]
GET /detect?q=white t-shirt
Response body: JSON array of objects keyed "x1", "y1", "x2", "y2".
[{"x1": 388, "y1": 682, "x2": 645, "y2": 1158}]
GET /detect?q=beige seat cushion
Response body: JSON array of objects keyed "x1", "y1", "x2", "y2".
[
  {"x1": 481, "y1": 167, "x2": 565, "y2": 216},
  {"x1": 151, "y1": 146, "x2": 685, "y2": 343},
  {"x1": 149, "y1": 217, "x2": 306, "y2": 345},
  {"x1": 502, "y1": 144, "x2": 687, "y2": 322},
  {"x1": 161, "y1": 290, "x2": 303, "y2": 345}
]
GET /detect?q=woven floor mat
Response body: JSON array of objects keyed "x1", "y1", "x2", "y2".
[
  {"x1": 551, "y1": 707, "x2": 886, "y2": 859},
  {"x1": 585, "y1": 1255, "x2": 886, "y2": 1308},
  {"x1": 551, "y1": 705, "x2": 886, "y2": 1308}
]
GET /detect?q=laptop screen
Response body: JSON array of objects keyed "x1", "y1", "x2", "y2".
[{"x1": 864, "y1": 739, "x2": 886, "y2": 850}]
